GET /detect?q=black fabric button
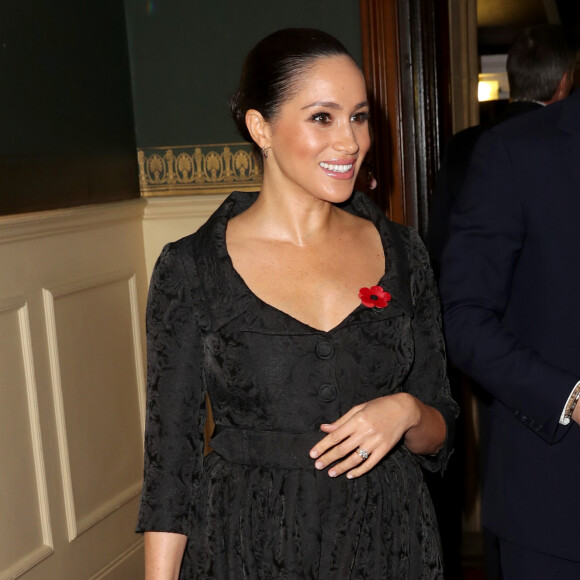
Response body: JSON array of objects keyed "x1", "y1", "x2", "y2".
[
  {"x1": 318, "y1": 383, "x2": 337, "y2": 402},
  {"x1": 316, "y1": 341, "x2": 335, "y2": 359}
]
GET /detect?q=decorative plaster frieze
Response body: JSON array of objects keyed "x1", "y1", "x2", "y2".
[{"x1": 138, "y1": 143, "x2": 262, "y2": 196}]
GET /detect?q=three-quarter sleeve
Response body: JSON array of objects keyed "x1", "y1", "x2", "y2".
[
  {"x1": 136, "y1": 243, "x2": 207, "y2": 535},
  {"x1": 402, "y1": 228, "x2": 459, "y2": 472}
]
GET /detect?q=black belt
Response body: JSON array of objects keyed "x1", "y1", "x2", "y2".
[{"x1": 210, "y1": 426, "x2": 323, "y2": 469}]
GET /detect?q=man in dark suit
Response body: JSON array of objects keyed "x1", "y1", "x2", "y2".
[
  {"x1": 428, "y1": 24, "x2": 575, "y2": 276},
  {"x1": 426, "y1": 25, "x2": 576, "y2": 580},
  {"x1": 440, "y1": 78, "x2": 580, "y2": 578}
]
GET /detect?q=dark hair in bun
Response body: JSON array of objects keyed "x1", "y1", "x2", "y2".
[{"x1": 230, "y1": 28, "x2": 353, "y2": 149}]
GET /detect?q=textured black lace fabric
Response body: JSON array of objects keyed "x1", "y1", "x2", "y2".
[{"x1": 136, "y1": 191, "x2": 458, "y2": 579}]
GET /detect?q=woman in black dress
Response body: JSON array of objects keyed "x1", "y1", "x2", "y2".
[{"x1": 137, "y1": 28, "x2": 458, "y2": 580}]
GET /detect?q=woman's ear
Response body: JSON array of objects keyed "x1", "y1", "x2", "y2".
[{"x1": 245, "y1": 109, "x2": 272, "y2": 150}]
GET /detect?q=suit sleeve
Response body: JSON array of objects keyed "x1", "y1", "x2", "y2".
[
  {"x1": 403, "y1": 228, "x2": 459, "y2": 472},
  {"x1": 136, "y1": 243, "x2": 207, "y2": 534},
  {"x1": 439, "y1": 130, "x2": 576, "y2": 443}
]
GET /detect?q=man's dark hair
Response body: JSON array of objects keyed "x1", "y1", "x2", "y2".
[{"x1": 507, "y1": 24, "x2": 576, "y2": 102}]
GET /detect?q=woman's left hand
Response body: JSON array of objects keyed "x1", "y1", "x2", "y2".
[{"x1": 309, "y1": 393, "x2": 421, "y2": 479}]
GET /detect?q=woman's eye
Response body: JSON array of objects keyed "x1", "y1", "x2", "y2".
[
  {"x1": 351, "y1": 111, "x2": 370, "y2": 123},
  {"x1": 311, "y1": 112, "x2": 332, "y2": 124}
]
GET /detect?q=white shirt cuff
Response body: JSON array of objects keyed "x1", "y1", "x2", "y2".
[{"x1": 559, "y1": 380, "x2": 580, "y2": 425}]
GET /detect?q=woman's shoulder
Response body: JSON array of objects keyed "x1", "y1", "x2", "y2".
[
  {"x1": 345, "y1": 191, "x2": 422, "y2": 248},
  {"x1": 166, "y1": 191, "x2": 260, "y2": 254}
]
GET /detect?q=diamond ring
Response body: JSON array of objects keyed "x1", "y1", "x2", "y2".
[{"x1": 357, "y1": 448, "x2": 369, "y2": 460}]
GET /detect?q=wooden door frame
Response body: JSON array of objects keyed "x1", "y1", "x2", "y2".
[{"x1": 359, "y1": 0, "x2": 451, "y2": 236}]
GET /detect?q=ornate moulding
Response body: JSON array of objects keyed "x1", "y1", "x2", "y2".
[{"x1": 138, "y1": 143, "x2": 262, "y2": 196}]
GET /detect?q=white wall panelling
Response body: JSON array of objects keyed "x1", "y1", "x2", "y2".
[
  {"x1": 43, "y1": 270, "x2": 145, "y2": 541},
  {"x1": 0, "y1": 199, "x2": 148, "y2": 579},
  {"x1": 0, "y1": 194, "x2": 219, "y2": 578},
  {"x1": 0, "y1": 297, "x2": 53, "y2": 580},
  {"x1": 88, "y1": 539, "x2": 144, "y2": 580}
]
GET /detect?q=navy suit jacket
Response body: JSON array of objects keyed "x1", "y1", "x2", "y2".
[
  {"x1": 440, "y1": 90, "x2": 580, "y2": 560},
  {"x1": 427, "y1": 100, "x2": 541, "y2": 276}
]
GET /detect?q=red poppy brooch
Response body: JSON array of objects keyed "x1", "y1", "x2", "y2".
[{"x1": 359, "y1": 285, "x2": 392, "y2": 309}]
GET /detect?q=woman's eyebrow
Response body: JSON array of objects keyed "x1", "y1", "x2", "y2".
[{"x1": 301, "y1": 100, "x2": 369, "y2": 110}]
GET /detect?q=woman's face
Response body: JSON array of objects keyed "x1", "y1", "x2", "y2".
[{"x1": 265, "y1": 55, "x2": 371, "y2": 204}]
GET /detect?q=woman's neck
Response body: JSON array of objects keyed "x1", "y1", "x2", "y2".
[{"x1": 238, "y1": 184, "x2": 346, "y2": 247}]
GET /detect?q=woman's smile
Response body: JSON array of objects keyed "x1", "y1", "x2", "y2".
[{"x1": 319, "y1": 159, "x2": 356, "y2": 179}]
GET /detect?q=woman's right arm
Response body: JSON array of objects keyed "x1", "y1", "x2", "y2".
[
  {"x1": 145, "y1": 532, "x2": 188, "y2": 580},
  {"x1": 137, "y1": 243, "x2": 207, "y2": 574}
]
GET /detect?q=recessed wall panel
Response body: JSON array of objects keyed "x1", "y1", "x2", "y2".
[
  {"x1": 0, "y1": 300, "x2": 52, "y2": 579},
  {"x1": 46, "y1": 273, "x2": 144, "y2": 539}
]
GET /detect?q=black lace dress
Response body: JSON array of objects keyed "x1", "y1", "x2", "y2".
[{"x1": 136, "y1": 191, "x2": 458, "y2": 579}]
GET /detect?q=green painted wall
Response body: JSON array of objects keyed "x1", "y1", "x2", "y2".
[
  {"x1": 124, "y1": 1, "x2": 362, "y2": 146},
  {"x1": 0, "y1": 2, "x2": 140, "y2": 215},
  {"x1": 124, "y1": 0, "x2": 362, "y2": 195},
  {"x1": 0, "y1": 2, "x2": 362, "y2": 213}
]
